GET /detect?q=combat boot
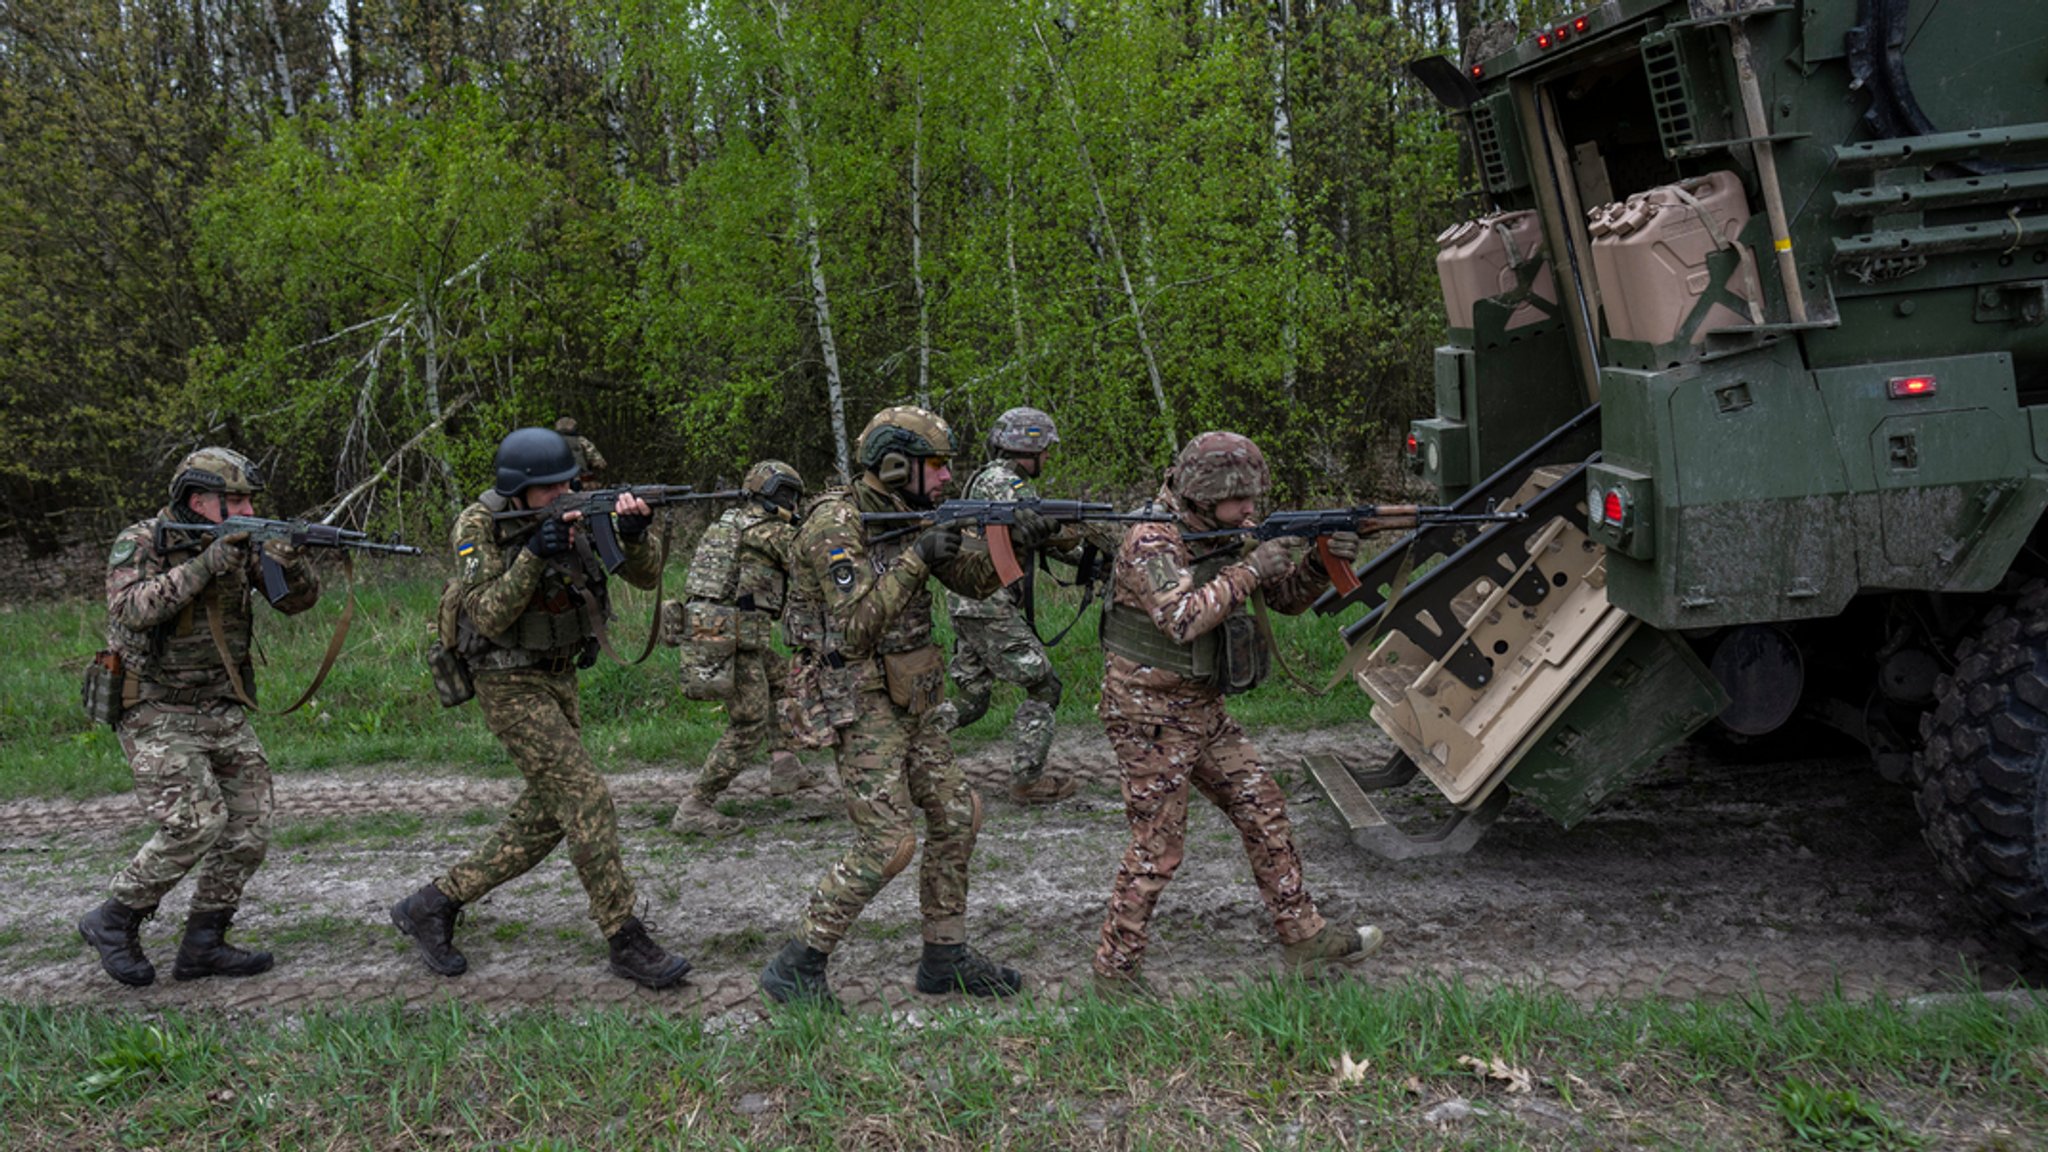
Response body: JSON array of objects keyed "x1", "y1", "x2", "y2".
[
  {"x1": 606, "y1": 917, "x2": 692, "y2": 989},
  {"x1": 672, "y1": 792, "x2": 743, "y2": 834},
  {"x1": 1008, "y1": 773, "x2": 1079, "y2": 806},
  {"x1": 389, "y1": 882, "x2": 468, "y2": 976},
  {"x1": 78, "y1": 899, "x2": 156, "y2": 987},
  {"x1": 1282, "y1": 923, "x2": 1385, "y2": 974},
  {"x1": 759, "y1": 938, "x2": 841, "y2": 1011},
  {"x1": 766, "y1": 751, "x2": 822, "y2": 797},
  {"x1": 171, "y1": 908, "x2": 274, "y2": 980},
  {"x1": 915, "y1": 942, "x2": 1024, "y2": 998}
]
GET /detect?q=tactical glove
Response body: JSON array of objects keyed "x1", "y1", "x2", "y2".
[
  {"x1": 1009, "y1": 507, "x2": 1056, "y2": 551},
  {"x1": 912, "y1": 524, "x2": 964, "y2": 568},
  {"x1": 202, "y1": 531, "x2": 252, "y2": 578},
  {"x1": 1325, "y1": 530, "x2": 1362, "y2": 563},
  {"x1": 526, "y1": 516, "x2": 575, "y2": 559},
  {"x1": 261, "y1": 539, "x2": 302, "y2": 569},
  {"x1": 615, "y1": 509, "x2": 653, "y2": 543},
  {"x1": 1245, "y1": 536, "x2": 1308, "y2": 582}
]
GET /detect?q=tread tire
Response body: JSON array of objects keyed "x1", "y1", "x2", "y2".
[{"x1": 1914, "y1": 580, "x2": 2048, "y2": 959}]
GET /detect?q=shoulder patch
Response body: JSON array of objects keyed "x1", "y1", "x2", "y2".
[
  {"x1": 1009, "y1": 476, "x2": 1026, "y2": 491},
  {"x1": 456, "y1": 541, "x2": 479, "y2": 558},
  {"x1": 830, "y1": 561, "x2": 857, "y2": 590},
  {"x1": 108, "y1": 538, "x2": 138, "y2": 567}
]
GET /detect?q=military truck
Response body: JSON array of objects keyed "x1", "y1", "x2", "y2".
[{"x1": 1308, "y1": 0, "x2": 2048, "y2": 959}]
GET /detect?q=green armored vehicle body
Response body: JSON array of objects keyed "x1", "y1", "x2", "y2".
[{"x1": 1317, "y1": 0, "x2": 2048, "y2": 958}]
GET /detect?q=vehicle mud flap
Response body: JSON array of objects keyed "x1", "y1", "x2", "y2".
[{"x1": 1303, "y1": 752, "x2": 1507, "y2": 861}]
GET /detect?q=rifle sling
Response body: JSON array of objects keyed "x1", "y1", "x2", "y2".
[
  {"x1": 567, "y1": 519, "x2": 671, "y2": 667},
  {"x1": 206, "y1": 551, "x2": 356, "y2": 716}
]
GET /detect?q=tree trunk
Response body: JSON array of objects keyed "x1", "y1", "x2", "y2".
[
  {"x1": 1266, "y1": 0, "x2": 1298, "y2": 400},
  {"x1": 910, "y1": 17, "x2": 931, "y2": 409}
]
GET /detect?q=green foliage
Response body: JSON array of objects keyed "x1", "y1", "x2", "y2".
[{"x1": 1771, "y1": 1076, "x2": 1925, "y2": 1150}]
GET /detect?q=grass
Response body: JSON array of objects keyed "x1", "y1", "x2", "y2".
[
  {"x1": 2, "y1": 566, "x2": 1376, "y2": 801},
  {"x1": 0, "y1": 979, "x2": 2041, "y2": 1150}
]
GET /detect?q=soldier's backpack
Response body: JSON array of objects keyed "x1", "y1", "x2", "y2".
[
  {"x1": 427, "y1": 575, "x2": 475, "y2": 707},
  {"x1": 684, "y1": 509, "x2": 748, "y2": 602}
]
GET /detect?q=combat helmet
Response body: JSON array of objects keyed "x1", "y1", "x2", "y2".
[
  {"x1": 1168, "y1": 431, "x2": 1270, "y2": 505},
  {"x1": 743, "y1": 459, "x2": 805, "y2": 510},
  {"x1": 988, "y1": 406, "x2": 1059, "y2": 454},
  {"x1": 555, "y1": 416, "x2": 579, "y2": 435},
  {"x1": 170, "y1": 447, "x2": 265, "y2": 508},
  {"x1": 492, "y1": 427, "x2": 581, "y2": 497},
  {"x1": 858, "y1": 405, "x2": 957, "y2": 492}
]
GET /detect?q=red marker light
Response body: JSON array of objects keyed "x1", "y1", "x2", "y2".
[
  {"x1": 1602, "y1": 490, "x2": 1626, "y2": 525},
  {"x1": 1405, "y1": 433, "x2": 1420, "y2": 455},
  {"x1": 1887, "y1": 375, "x2": 1937, "y2": 398},
  {"x1": 1555, "y1": 25, "x2": 1570, "y2": 41},
  {"x1": 1537, "y1": 32, "x2": 1551, "y2": 49},
  {"x1": 1470, "y1": 64, "x2": 1484, "y2": 78},
  {"x1": 1575, "y1": 17, "x2": 1589, "y2": 32}
]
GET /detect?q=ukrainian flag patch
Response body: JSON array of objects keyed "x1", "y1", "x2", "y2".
[
  {"x1": 457, "y1": 541, "x2": 479, "y2": 558},
  {"x1": 828, "y1": 547, "x2": 848, "y2": 561}
]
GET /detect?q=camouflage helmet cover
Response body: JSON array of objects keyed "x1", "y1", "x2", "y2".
[
  {"x1": 988, "y1": 406, "x2": 1059, "y2": 453},
  {"x1": 1168, "y1": 431, "x2": 1270, "y2": 504},
  {"x1": 170, "y1": 447, "x2": 265, "y2": 504},
  {"x1": 554, "y1": 416, "x2": 578, "y2": 435},
  {"x1": 743, "y1": 459, "x2": 805, "y2": 506},
  {"x1": 857, "y1": 405, "x2": 957, "y2": 485}
]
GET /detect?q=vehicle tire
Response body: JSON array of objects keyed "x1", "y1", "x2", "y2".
[{"x1": 1914, "y1": 580, "x2": 2048, "y2": 959}]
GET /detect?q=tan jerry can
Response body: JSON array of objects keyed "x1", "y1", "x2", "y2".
[
  {"x1": 1585, "y1": 170, "x2": 1763, "y2": 347},
  {"x1": 1433, "y1": 210, "x2": 1557, "y2": 333}
]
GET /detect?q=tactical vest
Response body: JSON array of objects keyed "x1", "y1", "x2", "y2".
[
  {"x1": 731, "y1": 517, "x2": 792, "y2": 618},
  {"x1": 782, "y1": 488, "x2": 936, "y2": 656},
  {"x1": 1099, "y1": 547, "x2": 1249, "y2": 684},
  {"x1": 463, "y1": 503, "x2": 607, "y2": 669},
  {"x1": 685, "y1": 508, "x2": 748, "y2": 602},
  {"x1": 116, "y1": 525, "x2": 256, "y2": 703}
]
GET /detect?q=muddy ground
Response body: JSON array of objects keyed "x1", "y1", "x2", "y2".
[{"x1": 1, "y1": 722, "x2": 2040, "y2": 1016}]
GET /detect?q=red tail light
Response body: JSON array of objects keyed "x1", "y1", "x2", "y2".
[
  {"x1": 1602, "y1": 490, "x2": 1626, "y2": 525},
  {"x1": 1405, "y1": 433, "x2": 1420, "y2": 456},
  {"x1": 1887, "y1": 375, "x2": 1937, "y2": 398}
]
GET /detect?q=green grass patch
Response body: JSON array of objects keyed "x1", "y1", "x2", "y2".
[
  {"x1": 6, "y1": 569, "x2": 1378, "y2": 802},
  {"x1": 271, "y1": 812, "x2": 426, "y2": 850},
  {"x1": 0, "y1": 980, "x2": 2041, "y2": 1149}
]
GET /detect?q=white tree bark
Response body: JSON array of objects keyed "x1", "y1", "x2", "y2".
[
  {"x1": 1267, "y1": 0, "x2": 1299, "y2": 399},
  {"x1": 1004, "y1": 41, "x2": 1031, "y2": 395},
  {"x1": 910, "y1": 17, "x2": 931, "y2": 409},
  {"x1": 769, "y1": 0, "x2": 852, "y2": 482},
  {"x1": 1031, "y1": 19, "x2": 1176, "y2": 455},
  {"x1": 261, "y1": 0, "x2": 297, "y2": 117}
]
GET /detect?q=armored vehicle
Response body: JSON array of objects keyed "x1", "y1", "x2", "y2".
[{"x1": 1312, "y1": 0, "x2": 2048, "y2": 959}]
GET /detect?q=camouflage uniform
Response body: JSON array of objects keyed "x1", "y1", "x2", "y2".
[
  {"x1": 1092, "y1": 450, "x2": 1343, "y2": 980},
  {"x1": 99, "y1": 513, "x2": 319, "y2": 915},
  {"x1": 940, "y1": 458, "x2": 1063, "y2": 785},
  {"x1": 783, "y1": 477, "x2": 1002, "y2": 952},
  {"x1": 685, "y1": 503, "x2": 802, "y2": 804},
  {"x1": 434, "y1": 489, "x2": 659, "y2": 937},
  {"x1": 567, "y1": 436, "x2": 608, "y2": 480}
]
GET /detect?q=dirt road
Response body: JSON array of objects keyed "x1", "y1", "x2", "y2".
[{"x1": 2, "y1": 722, "x2": 2037, "y2": 1015}]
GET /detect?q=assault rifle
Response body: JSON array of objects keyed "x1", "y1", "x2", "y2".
[
  {"x1": 861, "y1": 498, "x2": 1174, "y2": 587},
  {"x1": 1184, "y1": 503, "x2": 1527, "y2": 596},
  {"x1": 156, "y1": 516, "x2": 423, "y2": 603},
  {"x1": 492, "y1": 485, "x2": 743, "y2": 572}
]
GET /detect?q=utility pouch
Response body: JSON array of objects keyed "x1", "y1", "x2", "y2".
[
  {"x1": 658, "y1": 599, "x2": 687, "y2": 648},
  {"x1": 882, "y1": 644, "x2": 947, "y2": 716},
  {"x1": 777, "y1": 654, "x2": 842, "y2": 750},
  {"x1": 1214, "y1": 614, "x2": 1271, "y2": 696},
  {"x1": 81, "y1": 650, "x2": 127, "y2": 726},
  {"x1": 427, "y1": 642, "x2": 475, "y2": 708},
  {"x1": 678, "y1": 601, "x2": 739, "y2": 701}
]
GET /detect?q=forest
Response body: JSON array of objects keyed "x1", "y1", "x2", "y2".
[{"x1": 1, "y1": 0, "x2": 1573, "y2": 552}]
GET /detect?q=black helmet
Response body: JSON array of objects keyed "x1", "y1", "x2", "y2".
[{"x1": 493, "y1": 428, "x2": 581, "y2": 497}]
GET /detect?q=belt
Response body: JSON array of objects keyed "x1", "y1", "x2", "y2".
[{"x1": 134, "y1": 680, "x2": 234, "y2": 706}]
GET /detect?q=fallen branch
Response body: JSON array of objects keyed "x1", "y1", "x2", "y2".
[{"x1": 314, "y1": 394, "x2": 473, "y2": 526}]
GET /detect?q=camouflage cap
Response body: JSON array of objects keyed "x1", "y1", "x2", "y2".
[
  {"x1": 858, "y1": 405, "x2": 957, "y2": 483},
  {"x1": 743, "y1": 459, "x2": 805, "y2": 506},
  {"x1": 989, "y1": 406, "x2": 1059, "y2": 453},
  {"x1": 554, "y1": 416, "x2": 578, "y2": 435},
  {"x1": 170, "y1": 447, "x2": 265, "y2": 503},
  {"x1": 1168, "y1": 431, "x2": 1270, "y2": 504}
]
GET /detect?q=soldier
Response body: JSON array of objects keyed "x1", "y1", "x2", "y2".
[
  {"x1": 672, "y1": 459, "x2": 824, "y2": 834},
  {"x1": 757, "y1": 406, "x2": 1055, "y2": 1008},
  {"x1": 939, "y1": 406, "x2": 1084, "y2": 805},
  {"x1": 1091, "y1": 431, "x2": 1383, "y2": 992},
  {"x1": 388, "y1": 427, "x2": 691, "y2": 989},
  {"x1": 78, "y1": 448, "x2": 320, "y2": 987},
  {"x1": 555, "y1": 417, "x2": 608, "y2": 484}
]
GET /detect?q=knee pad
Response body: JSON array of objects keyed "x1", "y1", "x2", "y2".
[{"x1": 881, "y1": 832, "x2": 918, "y2": 879}]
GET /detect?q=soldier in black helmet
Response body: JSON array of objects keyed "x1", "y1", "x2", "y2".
[
  {"x1": 78, "y1": 447, "x2": 320, "y2": 987},
  {"x1": 388, "y1": 427, "x2": 691, "y2": 989}
]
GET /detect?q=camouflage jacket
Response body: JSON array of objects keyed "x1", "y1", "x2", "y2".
[
  {"x1": 568, "y1": 436, "x2": 608, "y2": 478},
  {"x1": 787, "y1": 476, "x2": 1000, "y2": 659},
  {"x1": 451, "y1": 490, "x2": 660, "y2": 670},
  {"x1": 104, "y1": 510, "x2": 320, "y2": 700},
  {"x1": 1099, "y1": 486, "x2": 1327, "y2": 722},
  {"x1": 944, "y1": 458, "x2": 1125, "y2": 620}
]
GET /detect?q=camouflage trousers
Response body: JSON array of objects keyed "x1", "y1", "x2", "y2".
[
  {"x1": 109, "y1": 701, "x2": 273, "y2": 915},
  {"x1": 441, "y1": 669, "x2": 637, "y2": 937},
  {"x1": 799, "y1": 678, "x2": 979, "y2": 952},
  {"x1": 1094, "y1": 707, "x2": 1324, "y2": 977},
  {"x1": 946, "y1": 611, "x2": 1061, "y2": 784},
  {"x1": 693, "y1": 643, "x2": 792, "y2": 801}
]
